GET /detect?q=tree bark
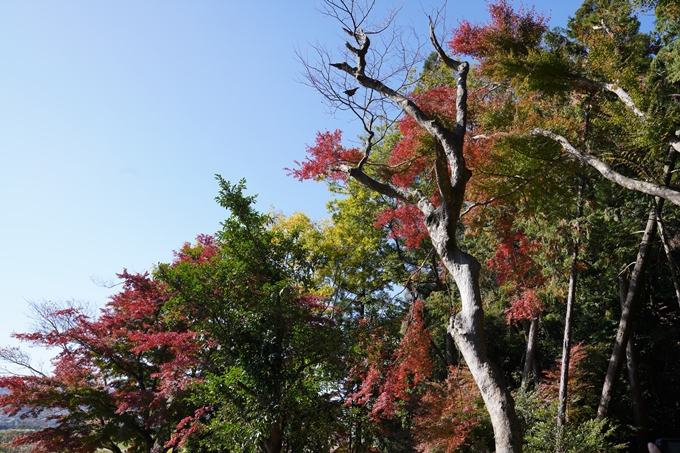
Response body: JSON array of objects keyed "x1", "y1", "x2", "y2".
[
  {"x1": 556, "y1": 244, "x2": 578, "y2": 442},
  {"x1": 617, "y1": 274, "x2": 647, "y2": 453},
  {"x1": 656, "y1": 213, "x2": 680, "y2": 308},
  {"x1": 521, "y1": 317, "x2": 539, "y2": 390},
  {"x1": 442, "y1": 248, "x2": 523, "y2": 453},
  {"x1": 264, "y1": 419, "x2": 283, "y2": 453},
  {"x1": 597, "y1": 149, "x2": 678, "y2": 420},
  {"x1": 532, "y1": 129, "x2": 680, "y2": 207},
  {"x1": 597, "y1": 205, "x2": 657, "y2": 420},
  {"x1": 556, "y1": 183, "x2": 583, "y2": 449}
]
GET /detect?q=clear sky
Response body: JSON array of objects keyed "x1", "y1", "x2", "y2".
[{"x1": 0, "y1": 0, "x2": 605, "y2": 372}]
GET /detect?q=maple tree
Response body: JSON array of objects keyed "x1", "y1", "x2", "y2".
[
  {"x1": 0, "y1": 272, "x2": 198, "y2": 453},
  {"x1": 3, "y1": 2, "x2": 680, "y2": 452}
]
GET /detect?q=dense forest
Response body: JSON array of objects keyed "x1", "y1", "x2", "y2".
[{"x1": 1, "y1": 0, "x2": 680, "y2": 452}]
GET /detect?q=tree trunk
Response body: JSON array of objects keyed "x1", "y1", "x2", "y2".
[
  {"x1": 264, "y1": 419, "x2": 283, "y2": 453},
  {"x1": 619, "y1": 275, "x2": 647, "y2": 453},
  {"x1": 597, "y1": 207, "x2": 657, "y2": 420},
  {"x1": 521, "y1": 317, "x2": 539, "y2": 390},
  {"x1": 557, "y1": 183, "x2": 582, "y2": 449},
  {"x1": 324, "y1": 17, "x2": 523, "y2": 452},
  {"x1": 597, "y1": 150, "x2": 677, "y2": 420},
  {"x1": 442, "y1": 247, "x2": 523, "y2": 453},
  {"x1": 556, "y1": 244, "x2": 578, "y2": 440}
]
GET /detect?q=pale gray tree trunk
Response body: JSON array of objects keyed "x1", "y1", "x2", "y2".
[
  {"x1": 521, "y1": 317, "x2": 539, "y2": 390},
  {"x1": 556, "y1": 183, "x2": 583, "y2": 451}
]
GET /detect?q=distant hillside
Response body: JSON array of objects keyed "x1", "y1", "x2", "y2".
[{"x1": 0, "y1": 389, "x2": 53, "y2": 430}]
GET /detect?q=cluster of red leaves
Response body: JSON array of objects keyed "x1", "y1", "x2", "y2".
[
  {"x1": 296, "y1": 293, "x2": 339, "y2": 329},
  {"x1": 374, "y1": 202, "x2": 429, "y2": 249},
  {"x1": 287, "y1": 129, "x2": 363, "y2": 182},
  {"x1": 370, "y1": 87, "x2": 460, "y2": 249},
  {"x1": 539, "y1": 342, "x2": 591, "y2": 410},
  {"x1": 413, "y1": 366, "x2": 481, "y2": 453},
  {"x1": 173, "y1": 233, "x2": 219, "y2": 264},
  {"x1": 167, "y1": 406, "x2": 211, "y2": 450},
  {"x1": 347, "y1": 299, "x2": 433, "y2": 421},
  {"x1": 388, "y1": 87, "x2": 458, "y2": 188},
  {"x1": 449, "y1": 0, "x2": 547, "y2": 74},
  {"x1": 487, "y1": 215, "x2": 547, "y2": 324},
  {"x1": 0, "y1": 271, "x2": 200, "y2": 453}
]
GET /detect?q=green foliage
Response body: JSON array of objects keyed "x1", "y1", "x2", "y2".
[
  {"x1": 514, "y1": 390, "x2": 620, "y2": 453},
  {"x1": 156, "y1": 177, "x2": 344, "y2": 453}
]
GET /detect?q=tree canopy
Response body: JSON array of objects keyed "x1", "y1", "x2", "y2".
[{"x1": 2, "y1": 1, "x2": 680, "y2": 453}]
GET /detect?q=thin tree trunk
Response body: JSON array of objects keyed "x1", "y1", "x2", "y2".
[
  {"x1": 597, "y1": 150, "x2": 677, "y2": 420},
  {"x1": 619, "y1": 275, "x2": 647, "y2": 453},
  {"x1": 597, "y1": 206, "x2": 657, "y2": 420},
  {"x1": 556, "y1": 183, "x2": 583, "y2": 451},
  {"x1": 656, "y1": 213, "x2": 680, "y2": 308},
  {"x1": 522, "y1": 317, "x2": 539, "y2": 390}
]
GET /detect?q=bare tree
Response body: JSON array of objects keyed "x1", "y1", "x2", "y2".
[{"x1": 301, "y1": 2, "x2": 522, "y2": 452}]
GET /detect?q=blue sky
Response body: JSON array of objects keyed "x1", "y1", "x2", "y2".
[{"x1": 0, "y1": 0, "x2": 609, "y2": 371}]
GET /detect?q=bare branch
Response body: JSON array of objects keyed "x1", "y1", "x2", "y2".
[
  {"x1": 0, "y1": 347, "x2": 48, "y2": 377},
  {"x1": 339, "y1": 164, "x2": 432, "y2": 208},
  {"x1": 575, "y1": 76, "x2": 646, "y2": 119},
  {"x1": 428, "y1": 16, "x2": 464, "y2": 73},
  {"x1": 532, "y1": 128, "x2": 680, "y2": 206}
]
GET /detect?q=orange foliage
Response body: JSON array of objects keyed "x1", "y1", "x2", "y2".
[{"x1": 413, "y1": 366, "x2": 481, "y2": 453}]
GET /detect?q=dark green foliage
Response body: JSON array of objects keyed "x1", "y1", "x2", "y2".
[{"x1": 156, "y1": 177, "x2": 345, "y2": 453}]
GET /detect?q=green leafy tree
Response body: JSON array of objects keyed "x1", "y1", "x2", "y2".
[{"x1": 156, "y1": 178, "x2": 344, "y2": 453}]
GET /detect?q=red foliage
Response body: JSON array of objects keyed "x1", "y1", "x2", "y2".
[
  {"x1": 166, "y1": 406, "x2": 211, "y2": 450},
  {"x1": 388, "y1": 87, "x2": 457, "y2": 185},
  {"x1": 487, "y1": 214, "x2": 546, "y2": 324},
  {"x1": 173, "y1": 233, "x2": 219, "y2": 264},
  {"x1": 286, "y1": 130, "x2": 363, "y2": 182},
  {"x1": 374, "y1": 202, "x2": 429, "y2": 249},
  {"x1": 539, "y1": 342, "x2": 590, "y2": 406},
  {"x1": 347, "y1": 299, "x2": 433, "y2": 420},
  {"x1": 449, "y1": 0, "x2": 547, "y2": 74},
  {"x1": 413, "y1": 366, "x2": 481, "y2": 453},
  {"x1": 0, "y1": 272, "x2": 200, "y2": 453}
]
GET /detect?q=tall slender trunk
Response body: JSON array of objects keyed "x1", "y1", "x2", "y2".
[
  {"x1": 556, "y1": 183, "x2": 583, "y2": 451},
  {"x1": 521, "y1": 317, "x2": 539, "y2": 390},
  {"x1": 597, "y1": 150, "x2": 677, "y2": 420},
  {"x1": 619, "y1": 275, "x2": 647, "y2": 453},
  {"x1": 656, "y1": 213, "x2": 680, "y2": 308},
  {"x1": 597, "y1": 205, "x2": 657, "y2": 420},
  {"x1": 556, "y1": 246, "x2": 578, "y2": 436}
]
